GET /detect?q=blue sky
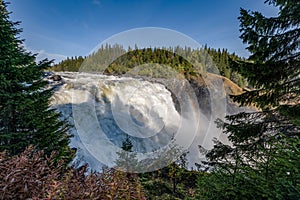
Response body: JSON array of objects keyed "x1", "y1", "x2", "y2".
[{"x1": 8, "y1": 0, "x2": 278, "y2": 63}]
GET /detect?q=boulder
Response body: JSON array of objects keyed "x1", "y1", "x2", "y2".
[{"x1": 50, "y1": 75, "x2": 62, "y2": 81}]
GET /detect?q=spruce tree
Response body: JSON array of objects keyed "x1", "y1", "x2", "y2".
[
  {"x1": 196, "y1": 0, "x2": 299, "y2": 199},
  {"x1": 0, "y1": 1, "x2": 74, "y2": 162},
  {"x1": 115, "y1": 137, "x2": 139, "y2": 172}
]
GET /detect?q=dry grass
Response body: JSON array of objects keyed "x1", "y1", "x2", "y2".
[{"x1": 204, "y1": 73, "x2": 244, "y2": 96}]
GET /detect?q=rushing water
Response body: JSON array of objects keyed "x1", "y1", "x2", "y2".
[{"x1": 50, "y1": 72, "x2": 230, "y2": 171}]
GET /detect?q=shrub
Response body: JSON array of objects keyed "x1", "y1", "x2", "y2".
[{"x1": 0, "y1": 146, "x2": 145, "y2": 200}]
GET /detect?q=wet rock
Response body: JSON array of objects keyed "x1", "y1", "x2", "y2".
[{"x1": 50, "y1": 75, "x2": 62, "y2": 81}]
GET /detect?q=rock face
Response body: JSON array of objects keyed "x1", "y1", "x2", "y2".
[
  {"x1": 50, "y1": 75, "x2": 62, "y2": 81},
  {"x1": 195, "y1": 73, "x2": 248, "y2": 115}
]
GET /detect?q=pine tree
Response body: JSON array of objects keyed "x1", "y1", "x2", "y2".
[
  {"x1": 232, "y1": 0, "x2": 300, "y2": 111},
  {"x1": 196, "y1": 0, "x2": 300, "y2": 199},
  {"x1": 115, "y1": 137, "x2": 139, "y2": 172},
  {"x1": 0, "y1": 1, "x2": 74, "y2": 162}
]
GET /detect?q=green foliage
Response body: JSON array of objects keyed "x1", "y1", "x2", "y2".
[
  {"x1": 231, "y1": 1, "x2": 299, "y2": 109},
  {"x1": 81, "y1": 43, "x2": 126, "y2": 72},
  {"x1": 195, "y1": 1, "x2": 300, "y2": 199},
  {"x1": 52, "y1": 44, "x2": 248, "y2": 87},
  {"x1": 140, "y1": 153, "x2": 199, "y2": 199},
  {"x1": 196, "y1": 115, "x2": 300, "y2": 199},
  {"x1": 205, "y1": 46, "x2": 248, "y2": 87},
  {"x1": 0, "y1": 0, "x2": 74, "y2": 162},
  {"x1": 51, "y1": 56, "x2": 84, "y2": 71},
  {"x1": 105, "y1": 48, "x2": 199, "y2": 80},
  {"x1": 115, "y1": 137, "x2": 139, "y2": 172}
]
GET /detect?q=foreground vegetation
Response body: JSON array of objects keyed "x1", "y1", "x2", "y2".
[
  {"x1": 195, "y1": 0, "x2": 300, "y2": 199},
  {"x1": 0, "y1": 146, "x2": 145, "y2": 199},
  {"x1": 0, "y1": 0, "x2": 299, "y2": 199}
]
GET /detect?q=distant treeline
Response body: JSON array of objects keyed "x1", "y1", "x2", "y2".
[
  {"x1": 51, "y1": 44, "x2": 248, "y2": 87},
  {"x1": 52, "y1": 55, "x2": 85, "y2": 72}
]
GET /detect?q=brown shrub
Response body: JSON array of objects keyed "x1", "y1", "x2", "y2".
[{"x1": 0, "y1": 146, "x2": 145, "y2": 200}]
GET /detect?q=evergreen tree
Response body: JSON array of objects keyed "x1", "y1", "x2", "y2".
[
  {"x1": 115, "y1": 136, "x2": 139, "y2": 172},
  {"x1": 196, "y1": 0, "x2": 300, "y2": 199},
  {"x1": 0, "y1": 1, "x2": 74, "y2": 162}
]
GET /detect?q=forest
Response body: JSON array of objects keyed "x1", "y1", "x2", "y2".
[
  {"x1": 0, "y1": 0, "x2": 299, "y2": 199},
  {"x1": 51, "y1": 44, "x2": 248, "y2": 88}
]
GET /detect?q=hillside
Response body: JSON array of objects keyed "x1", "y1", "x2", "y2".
[
  {"x1": 205, "y1": 73, "x2": 243, "y2": 95},
  {"x1": 51, "y1": 45, "x2": 248, "y2": 88}
]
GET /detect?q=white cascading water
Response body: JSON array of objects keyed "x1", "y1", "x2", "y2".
[{"x1": 50, "y1": 72, "x2": 227, "y2": 171}]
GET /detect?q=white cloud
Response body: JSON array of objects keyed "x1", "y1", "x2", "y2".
[
  {"x1": 21, "y1": 43, "x2": 67, "y2": 64},
  {"x1": 23, "y1": 44, "x2": 67, "y2": 64},
  {"x1": 92, "y1": 0, "x2": 102, "y2": 7},
  {"x1": 34, "y1": 49, "x2": 67, "y2": 64}
]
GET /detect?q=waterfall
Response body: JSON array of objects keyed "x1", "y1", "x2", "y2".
[{"x1": 50, "y1": 72, "x2": 226, "y2": 171}]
